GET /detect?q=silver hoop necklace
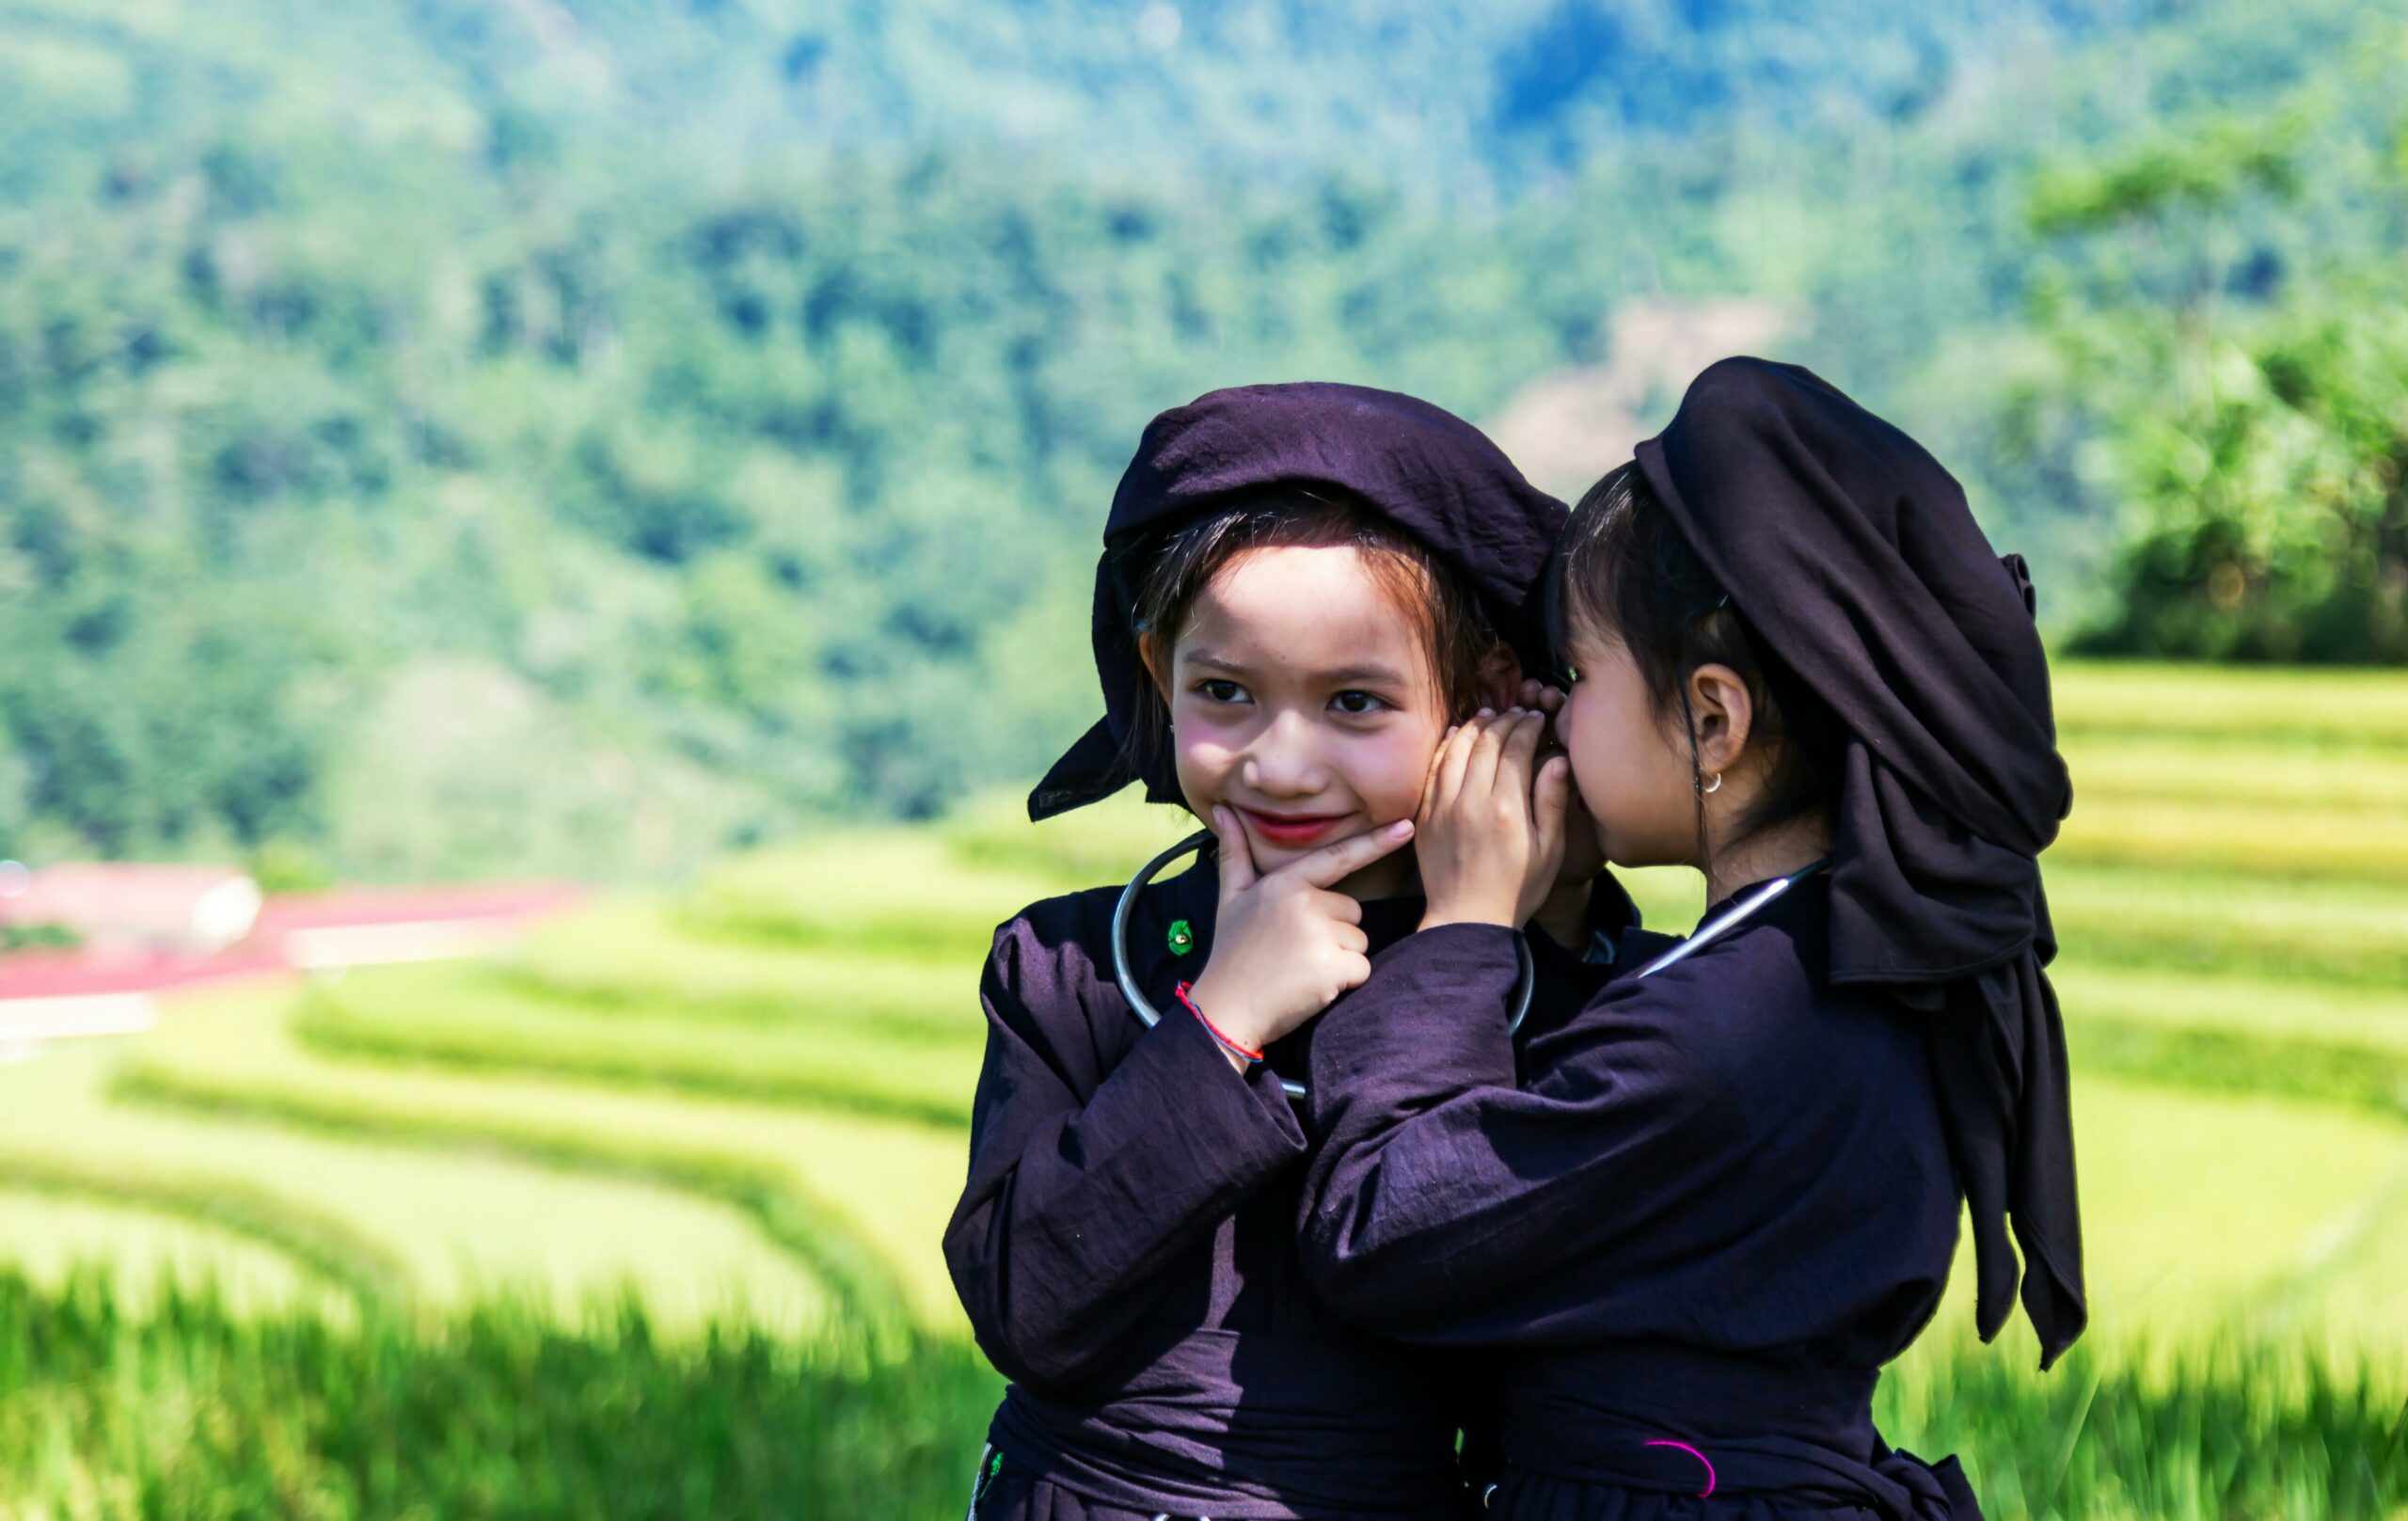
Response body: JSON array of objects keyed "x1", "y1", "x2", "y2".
[
  {"x1": 1631, "y1": 858, "x2": 1830, "y2": 979},
  {"x1": 1110, "y1": 830, "x2": 1537, "y2": 1101}
]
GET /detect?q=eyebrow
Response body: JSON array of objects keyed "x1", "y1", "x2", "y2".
[{"x1": 1180, "y1": 648, "x2": 1413, "y2": 689}]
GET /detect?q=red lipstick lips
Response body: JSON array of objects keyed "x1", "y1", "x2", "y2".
[{"x1": 1237, "y1": 807, "x2": 1349, "y2": 848}]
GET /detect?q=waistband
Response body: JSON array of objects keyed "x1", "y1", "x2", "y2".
[
  {"x1": 1496, "y1": 1342, "x2": 1977, "y2": 1521},
  {"x1": 990, "y1": 1327, "x2": 1462, "y2": 1519}
]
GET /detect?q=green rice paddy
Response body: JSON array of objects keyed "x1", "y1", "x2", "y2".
[{"x1": 0, "y1": 659, "x2": 2400, "y2": 1516}]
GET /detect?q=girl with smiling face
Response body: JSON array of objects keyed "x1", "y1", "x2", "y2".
[
  {"x1": 1144, "y1": 500, "x2": 1596, "y2": 1061},
  {"x1": 1165, "y1": 534, "x2": 1446, "y2": 890},
  {"x1": 944, "y1": 384, "x2": 1640, "y2": 1521}
]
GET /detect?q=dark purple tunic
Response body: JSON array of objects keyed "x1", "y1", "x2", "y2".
[
  {"x1": 1296, "y1": 878, "x2": 1980, "y2": 1521},
  {"x1": 945, "y1": 851, "x2": 1631, "y2": 1520}
]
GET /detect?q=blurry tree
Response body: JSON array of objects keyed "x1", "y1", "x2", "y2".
[
  {"x1": 1, "y1": 0, "x2": 2403, "y2": 877},
  {"x1": 2019, "y1": 101, "x2": 2408, "y2": 662}
]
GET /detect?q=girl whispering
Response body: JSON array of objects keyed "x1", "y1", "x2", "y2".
[
  {"x1": 944, "y1": 383, "x2": 1639, "y2": 1520},
  {"x1": 1297, "y1": 357, "x2": 2083, "y2": 1520}
]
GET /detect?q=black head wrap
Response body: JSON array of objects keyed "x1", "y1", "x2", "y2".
[
  {"x1": 1636, "y1": 357, "x2": 2085, "y2": 1368},
  {"x1": 1031, "y1": 383, "x2": 1568, "y2": 820}
]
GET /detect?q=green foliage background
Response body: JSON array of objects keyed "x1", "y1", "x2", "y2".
[{"x1": 2, "y1": 0, "x2": 2404, "y2": 880}]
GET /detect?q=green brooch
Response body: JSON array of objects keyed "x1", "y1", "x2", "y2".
[{"x1": 1166, "y1": 919, "x2": 1195, "y2": 956}]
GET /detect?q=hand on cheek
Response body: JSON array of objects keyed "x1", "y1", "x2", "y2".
[
  {"x1": 1414, "y1": 709, "x2": 1570, "y2": 933},
  {"x1": 1183, "y1": 805, "x2": 1418, "y2": 1068},
  {"x1": 1523, "y1": 681, "x2": 1603, "y2": 890}
]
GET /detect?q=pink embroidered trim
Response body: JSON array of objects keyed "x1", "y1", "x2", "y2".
[{"x1": 1643, "y1": 1439, "x2": 1717, "y2": 1498}]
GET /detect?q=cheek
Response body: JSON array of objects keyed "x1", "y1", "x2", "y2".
[
  {"x1": 1560, "y1": 695, "x2": 1621, "y2": 807},
  {"x1": 1560, "y1": 688, "x2": 1669, "y2": 825},
  {"x1": 1168, "y1": 702, "x2": 1247, "y2": 800},
  {"x1": 1343, "y1": 721, "x2": 1445, "y2": 817}
]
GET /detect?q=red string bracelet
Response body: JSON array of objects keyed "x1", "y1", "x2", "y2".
[{"x1": 1175, "y1": 980, "x2": 1265, "y2": 1064}]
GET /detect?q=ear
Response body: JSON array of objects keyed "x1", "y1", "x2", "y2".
[
  {"x1": 1473, "y1": 642, "x2": 1523, "y2": 712},
  {"x1": 1686, "y1": 663, "x2": 1755, "y2": 778}
]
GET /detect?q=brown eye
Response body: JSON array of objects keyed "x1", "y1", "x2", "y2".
[
  {"x1": 1197, "y1": 679, "x2": 1245, "y2": 704},
  {"x1": 1332, "y1": 690, "x2": 1385, "y2": 715}
]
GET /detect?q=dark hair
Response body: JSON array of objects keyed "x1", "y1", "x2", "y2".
[
  {"x1": 1546, "y1": 463, "x2": 1835, "y2": 857},
  {"x1": 1119, "y1": 488, "x2": 1505, "y2": 780}
]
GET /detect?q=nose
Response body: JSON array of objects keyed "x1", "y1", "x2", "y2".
[{"x1": 1236, "y1": 706, "x2": 1329, "y2": 800}]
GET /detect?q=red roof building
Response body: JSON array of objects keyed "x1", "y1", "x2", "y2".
[
  {"x1": 0, "y1": 863, "x2": 261, "y2": 954},
  {"x1": 0, "y1": 869, "x2": 581, "y2": 1046}
]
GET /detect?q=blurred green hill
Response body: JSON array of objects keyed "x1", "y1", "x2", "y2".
[
  {"x1": 0, "y1": 1, "x2": 2162, "y2": 192},
  {"x1": 1, "y1": 0, "x2": 2403, "y2": 879}
]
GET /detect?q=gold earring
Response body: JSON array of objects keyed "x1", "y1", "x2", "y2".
[{"x1": 1697, "y1": 771, "x2": 1723, "y2": 796}]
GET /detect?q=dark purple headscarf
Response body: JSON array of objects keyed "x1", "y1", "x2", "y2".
[
  {"x1": 1636, "y1": 357, "x2": 2085, "y2": 1369},
  {"x1": 1030, "y1": 382, "x2": 1568, "y2": 820}
]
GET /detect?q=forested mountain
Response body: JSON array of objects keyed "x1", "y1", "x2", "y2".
[
  {"x1": 1, "y1": 0, "x2": 2400, "y2": 879},
  {"x1": 0, "y1": 1, "x2": 2153, "y2": 196}
]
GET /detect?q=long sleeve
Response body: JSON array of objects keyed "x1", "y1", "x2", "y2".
[
  {"x1": 943, "y1": 913, "x2": 1309, "y2": 1390},
  {"x1": 1296, "y1": 924, "x2": 1742, "y2": 1342},
  {"x1": 1514, "y1": 871, "x2": 1657, "y2": 1047}
]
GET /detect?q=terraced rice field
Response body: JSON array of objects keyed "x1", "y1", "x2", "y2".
[{"x1": 0, "y1": 659, "x2": 2401, "y2": 1516}]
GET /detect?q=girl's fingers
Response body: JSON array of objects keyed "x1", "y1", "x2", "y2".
[
  {"x1": 1535, "y1": 684, "x2": 1565, "y2": 716},
  {"x1": 1211, "y1": 804, "x2": 1259, "y2": 900},
  {"x1": 1460, "y1": 709, "x2": 1513, "y2": 800},
  {"x1": 1284, "y1": 817, "x2": 1416, "y2": 890},
  {"x1": 1533, "y1": 753, "x2": 1572, "y2": 852},
  {"x1": 1499, "y1": 709, "x2": 1547, "y2": 806},
  {"x1": 1315, "y1": 887, "x2": 1364, "y2": 926},
  {"x1": 1418, "y1": 724, "x2": 1457, "y2": 822},
  {"x1": 1432, "y1": 711, "x2": 1484, "y2": 810}
]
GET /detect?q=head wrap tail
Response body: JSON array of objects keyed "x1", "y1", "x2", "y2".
[{"x1": 1639, "y1": 356, "x2": 2085, "y2": 1367}]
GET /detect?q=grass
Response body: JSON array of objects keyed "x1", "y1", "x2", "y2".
[
  {"x1": 2059, "y1": 734, "x2": 2408, "y2": 811},
  {"x1": 114, "y1": 1063, "x2": 904, "y2": 1338},
  {"x1": 2077, "y1": 963, "x2": 2408, "y2": 1058},
  {"x1": 0, "y1": 1028, "x2": 829, "y2": 1333},
  {"x1": 2070, "y1": 1015, "x2": 2408, "y2": 1122},
  {"x1": 2052, "y1": 796, "x2": 2408, "y2": 883},
  {"x1": 2052, "y1": 660, "x2": 2408, "y2": 746},
  {"x1": 293, "y1": 974, "x2": 979, "y2": 1127},
  {"x1": 677, "y1": 833, "x2": 1069, "y2": 958},
  {"x1": 0, "y1": 1193, "x2": 318, "y2": 1311},
  {"x1": 943, "y1": 788, "x2": 1198, "y2": 883},
  {"x1": 0, "y1": 659, "x2": 2402, "y2": 1514},
  {"x1": 2025, "y1": 1078, "x2": 2408, "y2": 1348},
  {"x1": 0, "y1": 1272, "x2": 1004, "y2": 1521},
  {"x1": 0, "y1": 1270, "x2": 2394, "y2": 1521},
  {"x1": 1883, "y1": 1332, "x2": 2408, "y2": 1520},
  {"x1": 501, "y1": 904, "x2": 985, "y2": 1040},
  {"x1": 114, "y1": 987, "x2": 970, "y2": 1329},
  {"x1": 2043, "y1": 865, "x2": 2408, "y2": 991},
  {"x1": 0, "y1": 1165, "x2": 392, "y2": 1309}
]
